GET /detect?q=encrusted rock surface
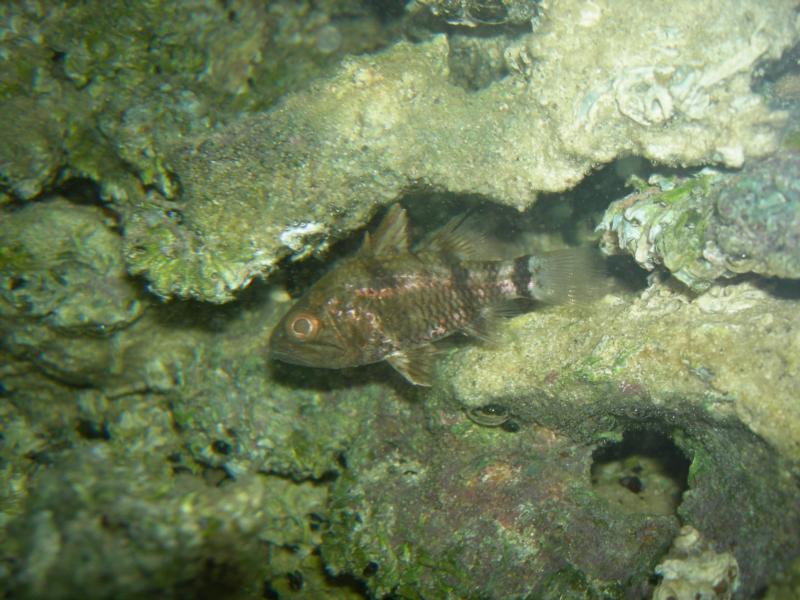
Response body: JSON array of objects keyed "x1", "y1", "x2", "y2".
[
  {"x1": 140, "y1": 0, "x2": 796, "y2": 301},
  {"x1": 425, "y1": 279, "x2": 800, "y2": 598},
  {"x1": 598, "y1": 153, "x2": 800, "y2": 291},
  {"x1": 653, "y1": 526, "x2": 739, "y2": 600}
]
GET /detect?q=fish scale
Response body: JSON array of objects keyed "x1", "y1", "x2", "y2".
[{"x1": 270, "y1": 204, "x2": 603, "y2": 386}]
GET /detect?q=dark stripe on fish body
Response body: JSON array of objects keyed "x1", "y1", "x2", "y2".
[
  {"x1": 449, "y1": 262, "x2": 471, "y2": 295},
  {"x1": 512, "y1": 255, "x2": 532, "y2": 299},
  {"x1": 365, "y1": 260, "x2": 398, "y2": 293}
]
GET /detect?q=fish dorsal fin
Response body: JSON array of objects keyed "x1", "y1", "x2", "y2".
[
  {"x1": 415, "y1": 211, "x2": 491, "y2": 261},
  {"x1": 360, "y1": 204, "x2": 409, "y2": 257},
  {"x1": 386, "y1": 344, "x2": 439, "y2": 386}
]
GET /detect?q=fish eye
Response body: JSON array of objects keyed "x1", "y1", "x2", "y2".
[{"x1": 287, "y1": 313, "x2": 320, "y2": 341}]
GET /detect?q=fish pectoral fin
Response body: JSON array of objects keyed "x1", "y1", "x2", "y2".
[
  {"x1": 463, "y1": 301, "x2": 523, "y2": 347},
  {"x1": 359, "y1": 204, "x2": 409, "y2": 257},
  {"x1": 463, "y1": 316, "x2": 501, "y2": 347},
  {"x1": 386, "y1": 345, "x2": 438, "y2": 386}
]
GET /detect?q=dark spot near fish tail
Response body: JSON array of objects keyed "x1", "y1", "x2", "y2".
[
  {"x1": 512, "y1": 255, "x2": 532, "y2": 299},
  {"x1": 363, "y1": 561, "x2": 379, "y2": 576}
]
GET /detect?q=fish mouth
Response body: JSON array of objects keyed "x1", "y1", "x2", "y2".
[
  {"x1": 269, "y1": 334, "x2": 347, "y2": 367},
  {"x1": 269, "y1": 346, "x2": 317, "y2": 367}
]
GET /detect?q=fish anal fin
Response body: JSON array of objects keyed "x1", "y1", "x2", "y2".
[
  {"x1": 386, "y1": 344, "x2": 438, "y2": 386},
  {"x1": 360, "y1": 204, "x2": 409, "y2": 257}
]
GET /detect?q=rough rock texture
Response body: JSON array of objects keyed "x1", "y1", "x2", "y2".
[
  {"x1": 653, "y1": 526, "x2": 739, "y2": 600},
  {"x1": 2, "y1": 0, "x2": 800, "y2": 598},
  {"x1": 322, "y1": 398, "x2": 679, "y2": 598},
  {"x1": 0, "y1": 198, "x2": 150, "y2": 387},
  {"x1": 0, "y1": 0, "x2": 392, "y2": 214},
  {"x1": 598, "y1": 152, "x2": 800, "y2": 291},
  {"x1": 2, "y1": 445, "x2": 326, "y2": 600},
  {"x1": 2, "y1": 1, "x2": 796, "y2": 301},
  {"x1": 126, "y1": 0, "x2": 797, "y2": 301},
  {"x1": 427, "y1": 280, "x2": 800, "y2": 597},
  {"x1": 415, "y1": 0, "x2": 540, "y2": 27}
]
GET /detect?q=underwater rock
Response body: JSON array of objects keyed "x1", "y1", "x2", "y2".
[
  {"x1": 323, "y1": 397, "x2": 679, "y2": 598},
  {"x1": 598, "y1": 153, "x2": 800, "y2": 291},
  {"x1": 710, "y1": 154, "x2": 800, "y2": 281},
  {"x1": 0, "y1": 198, "x2": 148, "y2": 386},
  {"x1": 0, "y1": 445, "x2": 304, "y2": 599},
  {"x1": 431, "y1": 279, "x2": 800, "y2": 598},
  {"x1": 2, "y1": 0, "x2": 795, "y2": 301},
  {"x1": 653, "y1": 526, "x2": 739, "y2": 600},
  {"x1": 0, "y1": 97, "x2": 66, "y2": 202},
  {"x1": 0, "y1": 198, "x2": 144, "y2": 334},
  {"x1": 127, "y1": 0, "x2": 796, "y2": 302},
  {"x1": 171, "y1": 341, "x2": 405, "y2": 480},
  {"x1": 415, "y1": 0, "x2": 539, "y2": 27},
  {"x1": 0, "y1": 0, "x2": 392, "y2": 288}
]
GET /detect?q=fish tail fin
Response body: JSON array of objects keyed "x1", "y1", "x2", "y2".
[{"x1": 524, "y1": 246, "x2": 609, "y2": 304}]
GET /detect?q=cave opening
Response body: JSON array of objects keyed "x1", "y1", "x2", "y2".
[{"x1": 590, "y1": 429, "x2": 690, "y2": 516}]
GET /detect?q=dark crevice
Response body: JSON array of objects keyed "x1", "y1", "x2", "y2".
[
  {"x1": 53, "y1": 177, "x2": 104, "y2": 205},
  {"x1": 591, "y1": 429, "x2": 690, "y2": 516}
]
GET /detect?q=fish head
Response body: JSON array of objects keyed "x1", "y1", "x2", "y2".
[{"x1": 269, "y1": 293, "x2": 361, "y2": 370}]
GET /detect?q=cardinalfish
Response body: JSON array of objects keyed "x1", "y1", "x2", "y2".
[{"x1": 270, "y1": 204, "x2": 604, "y2": 386}]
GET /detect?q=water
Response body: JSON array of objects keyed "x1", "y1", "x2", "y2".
[{"x1": 1, "y1": 1, "x2": 799, "y2": 598}]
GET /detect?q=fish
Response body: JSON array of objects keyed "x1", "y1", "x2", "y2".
[{"x1": 269, "y1": 204, "x2": 603, "y2": 386}]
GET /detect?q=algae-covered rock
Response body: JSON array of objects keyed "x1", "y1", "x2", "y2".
[
  {"x1": 598, "y1": 153, "x2": 800, "y2": 291},
  {"x1": 654, "y1": 526, "x2": 739, "y2": 600},
  {"x1": 711, "y1": 155, "x2": 800, "y2": 280},
  {"x1": 0, "y1": 446, "x2": 303, "y2": 600},
  {"x1": 0, "y1": 276, "x2": 377, "y2": 598},
  {"x1": 0, "y1": 197, "x2": 149, "y2": 386},
  {"x1": 426, "y1": 280, "x2": 800, "y2": 598},
  {"x1": 322, "y1": 396, "x2": 677, "y2": 598},
  {"x1": 416, "y1": 0, "x2": 539, "y2": 27},
  {"x1": 125, "y1": 0, "x2": 797, "y2": 301},
  {"x1": 0, "y1": 198, "x2": 145, "y2": 333},
  {"x1": 171, "y1": 340, "x2": 405, "y2": 480},
  {"x1": 0, "y1": 96, "x2": 66, "y2": 201},
  {"x1": 2, "y1": 0, "x2": 796, "y2": 301}
]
